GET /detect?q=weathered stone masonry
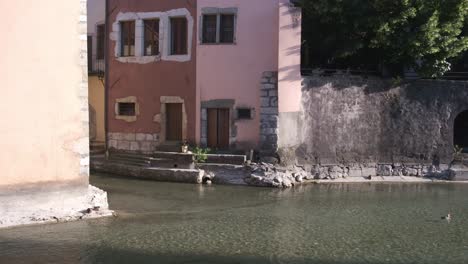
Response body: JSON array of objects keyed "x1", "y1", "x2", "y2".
[
  {"x1": 277, "y1": 72, "x2": 468, "y2": 178},
  {"x1": 108, "y1": 132, "x2": 160, "y2": 153},
  {"x1": 260, "y1": 71, "x2": 279, "y2": 154}
]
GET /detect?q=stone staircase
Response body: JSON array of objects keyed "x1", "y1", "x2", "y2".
[
  {"x1": 91, "y1": 149, "x2": 248, "y2": 185},
  {"x1": 90, "y1": 141, "x2": 106, "y2": 155}
]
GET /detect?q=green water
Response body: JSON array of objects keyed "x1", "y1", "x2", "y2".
[{"x1": 1, "y1": 174, "x2": 468, "y2": 264}]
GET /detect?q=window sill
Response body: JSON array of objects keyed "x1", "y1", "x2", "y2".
[
  {"x1": 116, "y1": 55, "x2": 162, "y2": 64},
  {"x1": 164, "y1": 54, "x2": 191, "y2": 62},
  {"x1": 199, "y1": 42, "x2": 237, "y2": 46},
  {"x1": 115, "y1": 115, "x2": 137, "y2": 122}
]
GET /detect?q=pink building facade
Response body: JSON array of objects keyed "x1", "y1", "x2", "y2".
[{"x1": 106, "y1": 0, "x2": 301, "y2": 153}]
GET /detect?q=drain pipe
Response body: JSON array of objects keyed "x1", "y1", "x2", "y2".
[{"x1": 104, "y1": 0, "x2": 110, "y2": 159}]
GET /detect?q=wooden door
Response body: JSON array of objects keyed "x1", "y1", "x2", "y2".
[
  {"x1": 207, "y1": 108, "x2": 230, "y2": 149},
  {"x1": 166, "y1": 103, "x2": 183, "y2": 141}
]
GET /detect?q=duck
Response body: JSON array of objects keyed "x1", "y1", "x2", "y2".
[{"x1": 441, "y1": 213, "x2": 452, "y2": 221}]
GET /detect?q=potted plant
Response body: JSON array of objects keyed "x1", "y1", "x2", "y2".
[{"x1": 181, "y1": 140, "x2": 189, "y2": 153}]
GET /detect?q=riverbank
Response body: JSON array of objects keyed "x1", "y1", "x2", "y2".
[{"x1": 92, "y1": 157, "x2": 468, "y2": 189}]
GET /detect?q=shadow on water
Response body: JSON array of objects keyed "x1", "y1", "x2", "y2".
[{"x1": 0, "y1": 237, "x2": 428, "y2": 264}]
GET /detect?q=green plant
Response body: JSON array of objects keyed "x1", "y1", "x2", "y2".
[
  {"x1": 193, "y1": 147, "x2": 211, "y2": 163},
  {"x1": 391, "y1": 76, "x2": 403, "y2": 87},
  {"x1": 454, "y1": 144, "x2": 464, "y2": 155},
  {"x1": 298, "y1": 0, "x2": 468, "y2": 78}
]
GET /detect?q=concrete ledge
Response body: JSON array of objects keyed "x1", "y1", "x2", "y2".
[
  {"x1": 92, "y1": 159, "x2": 203, "y2": 184},
  {"x1": 0, "y1": 185, "x2": 113, "y2": 229},
  {"x1": 206, "y1": 154, "x2": 246, "y2": 165}
]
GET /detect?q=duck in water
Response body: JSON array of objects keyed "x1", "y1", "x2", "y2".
[{"x1": 441, "y1": 213, "x2": 452, "y2": 221}]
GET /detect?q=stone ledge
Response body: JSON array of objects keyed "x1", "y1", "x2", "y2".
[{"x1": 0, "y1": 185, "x2": 113, "y2": 229}]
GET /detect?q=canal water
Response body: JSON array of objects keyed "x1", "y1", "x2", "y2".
[{"x1": 1, "y1": 174, "x2": 468, "y2": 264}]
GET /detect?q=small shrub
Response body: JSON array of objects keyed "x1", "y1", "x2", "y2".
[{"x1": 193, "y1": 147, "x2": 211, "y2": 163}]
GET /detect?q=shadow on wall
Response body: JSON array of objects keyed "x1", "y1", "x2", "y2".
[
  {"x1": 278, "y1": 45, "x2": 301, "y2": 83},
  {"x1": 293, "y1": 75, "x2": 468, "y2": 165}
]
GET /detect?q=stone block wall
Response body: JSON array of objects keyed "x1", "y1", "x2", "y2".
[
  {"x1": 278, "y1": 72, "x2": 468, "y2": 171},
  {"x1": 259, "y1": 71, "x2": 279, "y2": 154},
  {"x1": 108, "y1": 132, "x2": 160, "y2": 153}
]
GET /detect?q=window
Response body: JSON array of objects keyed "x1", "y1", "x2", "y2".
[
  {"x1": 144, "y1": 19, "x2": 160, "y2": 56},
  {"x1": 120, "y1": 21, "x2": 135, "y2": 57},
  {"x1": 220, "y1": 14, "x2": 235, "y2": 43},
  {"x1": 202, "y1": 13, "x2": 236, "y2": 44},
  {"x1": 87, "y1": 36, "x2": 93, "y2": 72},
  {"x1": 202, "y1": 15, "x2": 217, "y2": 43},
  {"x1": 97, "y1": 24, "x2": 105, "y2": 59},
  {"x1": 170, "y1": 17, "x2": 188, "y2": 55},
  {"x1": 118, "y1": 102, "x2": 136, "y2": 116},
  {"x1": 237, "y1": 108, "x2": 252, "y2": 120}
]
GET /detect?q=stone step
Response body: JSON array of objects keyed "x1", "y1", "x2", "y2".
[
  {"x1": 152, "y1": 151, "x2": 194, "y2": 163},
  {"x1": 90, "y1": 141, "x2": 105, "y2": 148},
  {"x1": 91, "y1": 160, "x2": 204, "y2": 184},
  {"x1": 107, "y1": 157, "x2": 151, "y2": 167},
  {"x1": 205, "y1": 154, "x2": 246, "y2": 165},
  {"x1": 156, "y1": 144, "x2": 182, "y2": 153},
  {"x1": 90, "y1": 149, "x2": 106, "y2": 155},
  {"x1": 111, "y1": 153, "x2": 153, "y2": 161},
  {"x1": 452, "y1": 168, "x2": 468, "y2": 181}
]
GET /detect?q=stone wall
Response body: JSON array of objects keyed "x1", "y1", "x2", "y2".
[
  {"x1": 108, "y1": 132, "x2": 160, "y2": 153},
  {"x1": 259, "y1": 71, "x2": 279, "y2": 154},
  {"x1": 278, "y1": 73, "x2": 468, "y2": 171}
]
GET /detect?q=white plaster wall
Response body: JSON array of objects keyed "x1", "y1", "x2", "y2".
[{"x1": 0, "y1": 0, "x2": 89, "y2": 187}]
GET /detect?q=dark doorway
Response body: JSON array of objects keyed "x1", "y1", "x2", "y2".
[
  {"x1": 166, "y1": 103, "x2": 183, "y2": 141},
  {"x1": 207, "y1": 108, "x2": 230, "y2": 149},
  {"x1": 454, "y1": 110, "x2": 468, "y2": 152}
]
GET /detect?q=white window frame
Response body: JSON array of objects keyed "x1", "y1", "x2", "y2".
[{"x1": 110, "y1": 9, "x2": 193, "y2": 64}]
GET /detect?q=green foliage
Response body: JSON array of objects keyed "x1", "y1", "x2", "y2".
[
  {"x1": 454, "y1": 144, "x2": 464, "y2": 155},
  {"x1": 298, "y1": 0, "x2": 468, "y2": 77},
  {"x1": 192, "y1": 147, "x2": 211, "y2": 163}
]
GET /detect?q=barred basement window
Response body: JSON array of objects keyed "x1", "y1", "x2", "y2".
[
  {"x1": 118, "y1": 102, "x2": 136, "y2": 116},
  {"x1": 237, "y1": 108, "x2": 252, "y2": 120}
]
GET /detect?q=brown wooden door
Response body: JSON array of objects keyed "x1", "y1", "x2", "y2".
[
  {"x1": 207, "y1": 108, "x2": 230, "y2": 149},
  {"x1": 166, "y1": 103, "x2": 182, "y2": 141}
]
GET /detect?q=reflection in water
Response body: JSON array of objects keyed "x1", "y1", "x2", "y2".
[{"x1": 0, "y1": 174, "x2": 468, "y2": 264}]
